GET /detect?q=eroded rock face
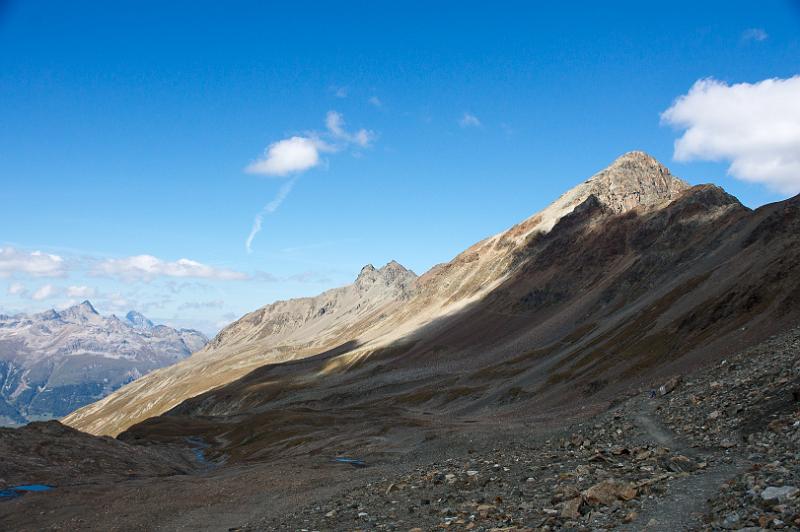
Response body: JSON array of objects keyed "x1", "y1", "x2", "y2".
[
  {"x1": 584, "y1": 151, "x2": 689, "y2": 214},
  {"x1": 0, "y1": 302, "x2": 207, "y2": 424}
]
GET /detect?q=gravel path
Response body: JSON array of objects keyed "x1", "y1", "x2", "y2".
[{"x1": 622, "y1": 402, "x2": 747, "y2": 531}]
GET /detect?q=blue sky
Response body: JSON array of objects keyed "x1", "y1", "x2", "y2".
[{"x1": 2, "y1": 1, "x2": 799, "y2": 334}]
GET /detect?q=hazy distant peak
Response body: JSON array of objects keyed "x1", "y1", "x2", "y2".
[
  {"x1": 58, "y1": 300, "x2": 100, "y2": 321},
  {"x1": 36, "y1": 309, "x2": 61, "y2": 321},
  {"x1": 125, "y1": 310, "x2": 154, "y2": 330}
]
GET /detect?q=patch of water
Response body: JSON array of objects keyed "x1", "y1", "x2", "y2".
[
  {"x1": 334, "y1": 457, "x2": 367, "y2": 467},
  {"x1": 185, "y1": 436, "x2": 213, "y2": 467},
  {"x1": 0, "y1": 484, "x2": 54, "y2": 500}
]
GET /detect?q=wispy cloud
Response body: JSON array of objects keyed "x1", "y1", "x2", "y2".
[
  {"x1": 244, "y1": 111, "x2": 375, "y2": 252},
  {"x1": 94, "y1": 255, "x2": 249, "y2": 282},
  {"x1": 459, "y1": 112, "x2": 481, "y2": 128},
  {"x1": 66, "y1": 285, "x2": 96, "y2": 298},
  {"x1": 245, "y1": 178, "x2": 297, "y2": 254},
  {"x1": 662, "y1": 76, "x2": 800, "y2": 194},
  {"x1": 163, "y1": 280, "x2": 212, "y2": 294},
  {"x1": 10, "y1": 282, "x2": 96, "y2": 301},
  {"x1": 7, "y1": 281, "x2": 28, "y2": 296},
  {"x1": 0, "y1": 247, "x2": 67, "y2": 278},
  {"x1": 325, "y1": 110, "x2": 375, "y2": 147},
  {"x1": 280, "y1": 237, "x2": 361, "y2": 254},
  {"x1": 742, "y1": 28, "x2": 768, "y2": 42},
  {"x1": 31, "y1": 284, "x2": 59, "y2": 301},
  {"x1": 286, "y1": 271, "x2": 333, "y2": 284},
  {"x1": 178, "y1": 299, "x2": 224, "y2": 311},
  {"x1": 368, "y1": 96, "x2": 382, "y2": 108}
]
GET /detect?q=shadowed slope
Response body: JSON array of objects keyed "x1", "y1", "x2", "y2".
[{"x1": 120, "y1": 184, "x2": 800, "y2": 462}]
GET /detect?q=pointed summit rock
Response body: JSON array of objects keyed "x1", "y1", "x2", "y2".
[
  {"x1": 583, "y1": 151, "x2": 689, "y2": 213},
  {"x1": 494, "y1": 151, "x2": 690, "y2": 245},
  {"x1": 379, "y1": 260, "x2": 416, "y2": 283},
  {"x1": 125, "y1": 310, "x2": 154, "y2": 330},
  {"x1": 58, "y1": 300, "x2": 100, "y2": 322},
  {"x1": 380, "y1": 260, "x2": 412, "y2": 274},
  {"x1": 356, "y1": 261, "x2": 416, "y2": 290}
]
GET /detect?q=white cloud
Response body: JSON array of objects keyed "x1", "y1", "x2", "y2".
[
  {"x1": 662, "y1": 76, "x2": 800, "y2": 195},
  {"x1": 368, "y1": 96, "x2": 382, "y2": 108},
  {"x1": 7, "y1": 282, "x2": 27, "y2": 296},
  {"x1": 246, "y1": 112, "x2": 374, "y2": 179},
  {"x1": 325, "y1": 111, "x2": 374, "y2": 147},
  {"x1": 94, "y1": 255, "x2": 249, "y2": 282},
  {"x1": 94, "y1": 292, "x2": 131, "y2": 311},
  {"x1": 31, "y1": 284, "x2": 59, "y2": 301},
  {"x1": 742, "y1": 28, "x2": 768, "y2": 42},
  {"x1": 459, "y1": 112, "x2": 481, "y2": 128},
  {"x1": 243, "y1": 111, "x2": 375, "y2": 252},
  {"x1": 245, "y1": 178, "x2": 297, "y2": 253},
  {"x1": 0, "y1": 247, "x2": 66, "y2": 278},
  {"x1": 245, "y1": 136, "x2": 322, "y2": 176},
  {"x1": 66, "y1": 285, "x2": 96, "y2": 298},
  {"x1": 333, "y1": 86, "x2": 348, "y2": 98}
]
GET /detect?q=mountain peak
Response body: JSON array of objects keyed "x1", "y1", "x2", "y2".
[
  {"x1": 380, "y1": 260, "x2": 412, "y2": 274},
  {"x1": 356, "y1": 264, "x2": 377, "y2": 281},
  {"x1": 125, "y1": 310, "x2": 154, "y2": 330},
  {"x1": 58, "y1": 300, "x2": 99, "y2": 321},
  {"x1": 355, "y1": 260, "x2": 416, "y2": 289},
  {"x1": 605, "y1": 150, "x2": 665, "y2": 171},
  {"x1": 578, "y1": 151, "x2": 689, "y2": 214},
  {"x1": 488, "y1": 151, "x2": 692, "y2": 246},
  {"x1": 79, "y1": 300, "x2": 98, "y2": 313}
]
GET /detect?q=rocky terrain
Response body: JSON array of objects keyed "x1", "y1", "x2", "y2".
[
  {"x1": 1, "y1": 327, "x2": 797, "y2": 530},
  {"x1": 256, "y1": 327, "x2": 800, "y2": 531},
  {"x1": 0, "y1": 301, "x2": 207, "y2": 424}
]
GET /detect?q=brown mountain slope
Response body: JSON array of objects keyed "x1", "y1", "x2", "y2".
[
  {"x1": 63, "y1": 261, "x2": 417, "y2": 436},
  {"x1": 64, "y1": 151, "x2": 692, "y2": 437},
  {"x1": 113, "y1": 164, "x2": 799, "y2": 463}
]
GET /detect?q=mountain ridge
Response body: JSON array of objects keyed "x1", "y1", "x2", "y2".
[{"x1": 122, "y1": 178, "x2": 796, "y2": 464}]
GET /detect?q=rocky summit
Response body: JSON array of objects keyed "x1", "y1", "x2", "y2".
[{"x1": 3, "y1": 153, "x2": 799, "y2": 531}]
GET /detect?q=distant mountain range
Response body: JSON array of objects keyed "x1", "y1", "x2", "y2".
[{"x1": 0, "y1": 301, "x2": 207, "y2": 425}]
